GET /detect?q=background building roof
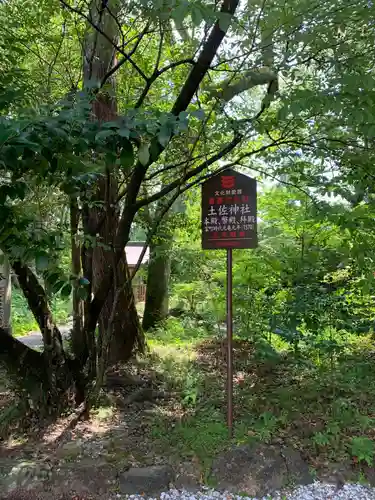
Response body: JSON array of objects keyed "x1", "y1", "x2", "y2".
[{"x1": 125, "y1": 242, "x2": 149, "y2": 266}]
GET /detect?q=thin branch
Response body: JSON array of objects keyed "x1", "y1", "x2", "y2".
[
  {"x1": 135, "y1": 58, "x2": 195, "y2": 108},
  {"x1": 144, "y1": 151, "x2": 216, "y2": 182},
  {"x1": 137, "y1": 133, "x2": 306, "y2": 210},
  {"x1": 104, "y1": 2, "x2": 125, "y2": 45},
  {"x1": 46, "y1": 22, "x2": 66, "y2": 91},
  {"x1": 135, "y1": 133, "x2": 243, "y2": 209},
  {"x1": 101, "y1": 22, "x2": 151, "y2": 87},
  {"x1": 59, "y1": 0, "x2": 148, "y2": 82},
  {"x1": 157, "y1": 58, "x2": 195, "y2": 76},
  {"x1": 236, "y1": 161, "x2": 316, "y2": 202}
]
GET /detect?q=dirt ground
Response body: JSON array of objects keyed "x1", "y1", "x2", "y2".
[
  {"x1": 0, "y1": 359, "x2": 184, "y2": 499},
  {"x1": 1, "y1": 338, "x2": 375, "y2": 499}
]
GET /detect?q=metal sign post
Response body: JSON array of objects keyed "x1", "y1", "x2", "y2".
[
  {"x1": 201, "y1": 169, "x2": 257, "y2": 437},
  {"x1": 226, "y1": 248, "x2": 233, "y2": 436}
]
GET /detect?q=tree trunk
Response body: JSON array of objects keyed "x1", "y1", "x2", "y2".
[
  {"x1": 0, "y1": 250, "x2": 11, "y2": 334},
  {"x1": 143, "y1": 238, "x2": 172, "y2": 331},
  {"x1": 91, "y1": 192, "x2": 144, "y2": 364},
  {"x1": 143, "y1": 196, "x2": 186, "y2": 330},
  {"x1": 5, "y1": 262, "x2": 85, "y2": 411},
  {"x1": 70, "y1": 197, "x2": 86, "y2": 361},
  {"x1": 0, "y1": 327, "x2": 49, "y2": 407},
  {"x1": 83, "y1": 0, "x2": 144, "y2": 366},
  {"x1": 0, "y1": 326, "x2": 85, "y2": 411},
  {"x1": 11, "y1": 261, "x2": 64, "y2": 358}
]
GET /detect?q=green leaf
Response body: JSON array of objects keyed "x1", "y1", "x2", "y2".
[
  {"x1": 77, "y1": 286, "x2": 89, "y2": 300},
  {"x1": 60, "y1": 283, "x2": 72, "y2": 298},
  {"x1": 52, "y1": 279, "x2": 65, "y2": 294},
  {"x1": 53, "y1": 127, "x2": 69, "y2": 140},
  {"x1": 118, "y1": 128, "x2": 130, "y2": 138},
  {"x1": 191, "y1": 6, "x2": 203, "y2": 26},
  {"x1": 120, "y1": 140, "x2": 135, "y2": 169},
  {"x1": 192, "y1": 109, "x2": 205, "y2": 121},
  {"x1": 101, "y1": 121, "x2": 119, "y2": 129},
  {"x1": 218, "y1": 12, "x2": 233, "y2": 32},
  {"x1": 179, "y1": 111, "x2": 189, "y2": 121},
  {"x1": 95, "y1": 129, "x2": 114, "y2": 142},
  {"x1": 158, "y1": 126, "x2": 171, "y2": 147},
  {"x1": 105, "y1": 151, "x2": 117, "y2": 165},
  {"x1": 138, "y1": 143, "x2": 150, "y2": 166},
  {"x1": 171, "y1": 1, "x2": 188, "y2": 23},
  {"x1": 35, "y1": 254, "x2": 49, "y2": 271},
  {"x1": 149, "y1": 140, "x2": 160, "y2": 161}
]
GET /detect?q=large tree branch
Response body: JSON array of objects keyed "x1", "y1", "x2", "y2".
[
  {"x1": 144, "y1": 150, "x2": 216, "y2": 182},
  {"x1": 208, "y1": 68, "x2": 277, "y2": 102},
  {"x1": 128, "y1": 0, "x2": 240, "y2": 233},
  {"x1": 11, "y1": 261, "x2": 63, "y2": 355},
  {"x1": 0, "y1": 327, "x2": 48, "y2": 386},
  {"x1": 86, "y1": 132, "x2": 241, "y2": 335},
  {"x1": 84, "y1": 130, "x2": 294, "y2": 340},
  {"x1": 138, "y1": 134, "x2": 298, "y2": 209},
  {"x1": 171, "y1": 0, "x2": 240, "y2": 115},
  {"x1": 0, "y1": 328, "x2": 44, "y2": 365}
]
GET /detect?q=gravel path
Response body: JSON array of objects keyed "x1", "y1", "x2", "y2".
[{"x1": 121, "y1": 483, "x2": 375, "y2": 499}]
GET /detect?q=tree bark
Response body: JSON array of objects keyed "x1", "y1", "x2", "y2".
[
  {"x1": 70, "y1": 197, "x2": 86, "y2": 361},
  {"x1": 0, "y1": 327, "x2": 49, "y2": 402},
  {"x1": 0, "y1": 325, "x2": 85, "y2": 411},
  {"x1": 143, "y1": 195, "x2": 186, "y2": 330},
  {"x1": 11, "y1": 261, "x2": 64, "y2": 359},
  {"x1": 143, "y1": 235, "x2": 172, "y2": 331},
  {"x1": 5, "y1": 263, "x2": 85, "y2": 410},
  {"x1": 0, "y1": 251, "x2": 11, "y2": 334},
  {"x1": 83, "y1": 0, "x2": 144, "y2": 366}
]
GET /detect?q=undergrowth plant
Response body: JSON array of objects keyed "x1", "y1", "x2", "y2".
[
  {"x1": 349, "y1": 436, "x2": 375, "y2": 466},
  {"x1": 12, "y1": 289, "x2": 71, "y2": 336}
]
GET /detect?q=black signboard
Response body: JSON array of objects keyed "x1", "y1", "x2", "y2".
[{"x1": 201, "y1": 169, "x2": 257, "y2": 250}]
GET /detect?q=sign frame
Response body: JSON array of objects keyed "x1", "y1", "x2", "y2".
[{"x1": 201, "y1": 168, "x2": 257, "y2": 250}]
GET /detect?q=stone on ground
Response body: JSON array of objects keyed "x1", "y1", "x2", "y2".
[
  {"x1": 1, "y1": 460, "x2": 52, "y2": 497},
  {"x1": 209, "y1": 443, "x2": 313, "y2": 497},
  {"x1": 119, "y1": 464, "x2": 175, "y2": 496},
  {"x1": 173, "y1": 461, "x2": 202, "y2": 492}
]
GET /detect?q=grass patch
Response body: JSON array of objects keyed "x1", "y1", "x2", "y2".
[
  {"x1": 152, "y1": 410, "x2": 229, "y2": 470},
  {"x1": 12, "y1": 289, "x2": 71, "y2": 336},
  {"x1": 92, "y1": 406, "x2": 115, "y2": 422},
  {"x1": 145, "y1": 321, "x2": 375, "y2": 479},
  {"x1": 148, "y1": 317, "x2": 211, "y2": 347}
]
